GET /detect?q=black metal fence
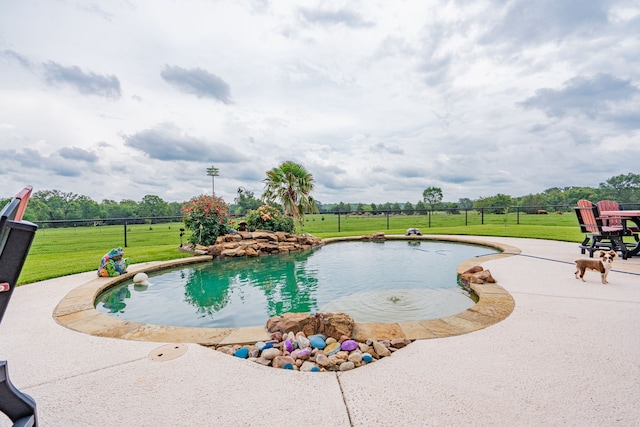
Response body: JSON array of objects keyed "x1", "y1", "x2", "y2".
[
  {"x1": 325, "y1": 203, "x2": 640, "y2": 232},
  {"x1": 31, "y1": 203, "x2": 640, "y2": 241},
  {"x1": 34, "y1": 216, "x2": 184, "y2": 248}
]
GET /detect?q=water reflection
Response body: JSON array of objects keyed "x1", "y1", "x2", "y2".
[
  {"x1": 181, "y1": 249, "x2": 319, "y2": 319},
  {"x1": 100, "y1": 286, "x2": 130, "y2": 313},
  {"x1": 183, "y1": 267, "x2": 231, "y2": 316}
]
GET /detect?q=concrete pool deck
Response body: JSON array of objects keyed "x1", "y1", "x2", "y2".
[{"x1": 1, "y1": 236, "x2": 639, "y2": 426}]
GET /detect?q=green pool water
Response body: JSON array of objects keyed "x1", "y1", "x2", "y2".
[{"x1": 95, "y1": 240, "x2": 497, "y2": 327}]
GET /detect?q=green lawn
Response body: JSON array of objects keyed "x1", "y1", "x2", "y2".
[
  {"x1": 20, "y1": 222, "x2": 193, "y2": 284},
  {"x1": 19, "y1": 212, "x2": 586, "y2": 285}
]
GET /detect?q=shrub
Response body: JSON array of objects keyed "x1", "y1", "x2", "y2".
[
  {"x1": 245, "y1": 205, "x2": 294, "y2": 233},
  {"x1": 182, "y1": 195, "x2": 234, "y2": 246}
]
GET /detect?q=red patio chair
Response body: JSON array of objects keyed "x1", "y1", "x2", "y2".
[{"x1": 597, "y1": 200, "x2": 640, "y2": 232}]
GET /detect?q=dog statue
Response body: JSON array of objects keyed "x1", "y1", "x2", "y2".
[
  {"x1": 574, "y1": 250, "x2": 616, "y2": 284},
  {"x1": 406, "y1": 228, "x2": 422, "y2": 236}
]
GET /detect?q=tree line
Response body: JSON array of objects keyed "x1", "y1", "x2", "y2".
[
  {"x1": 317, "y1": 173, "x2": 640, "y2": 214},
  {"x1": 3, "y1": 172, "x2": 638, "y2": 222}
]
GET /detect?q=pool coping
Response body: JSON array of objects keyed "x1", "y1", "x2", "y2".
[{"x1": 52, "y1": 235, "x2": 520, "y2": 346}]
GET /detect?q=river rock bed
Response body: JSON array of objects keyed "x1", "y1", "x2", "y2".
[{"x1": 215, "y1": 331, "x2": 412, "y2": 372}]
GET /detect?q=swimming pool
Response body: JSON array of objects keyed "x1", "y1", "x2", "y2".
[{"x1": 95, "y1": 240, "x2": 498, "y2": 328}]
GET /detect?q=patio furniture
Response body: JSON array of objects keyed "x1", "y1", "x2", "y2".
[
  {"x1": 597, "y1": 200, "x2": 640, "y2": 232},
  {"x1": 0, "y1": 186, "x2": 38, "y2": 427},
  {"x1": 574, "y1": 200, "x2": 626, "y2": 258},
  {"x1": 575, "y1": 200, "x2": 640, "y2": 259},
  {"x1": 598, "y1": 205, "x2": 640, "y2": 259}
]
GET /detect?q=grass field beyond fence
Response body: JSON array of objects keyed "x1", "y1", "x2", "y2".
[{"x1": 20, "y1": 211, "x2": 588, "y2": 284}]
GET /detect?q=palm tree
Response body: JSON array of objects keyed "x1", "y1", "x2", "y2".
[{"x1": 262, "y1": 161, "x2": 318, "y2": 226}]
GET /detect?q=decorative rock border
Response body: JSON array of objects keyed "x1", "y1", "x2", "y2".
[
  {"x1": 216, "y1": 331, "x2": 411, "y2": 372},
  {"x1": 184, "y1": 230, "x2": 324, "y2": 258},
  {"x1": 53, "y1": 235, "x2": 519, "y2": 349}
]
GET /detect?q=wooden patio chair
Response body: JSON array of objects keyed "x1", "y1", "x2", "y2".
[
  {"x1": 0, "y1": 186, "x2": 39, "y2": 427},
  {"x1": 575, "y1": 199, "x2": 637, "y2": 259},
  {"x1": 597, "y1": 199, "x2": 640, "y2": 233}
]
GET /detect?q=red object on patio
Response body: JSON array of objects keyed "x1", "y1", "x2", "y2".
[{"x1": 0, "y1": 186, "x2": 39, "y2": 426}]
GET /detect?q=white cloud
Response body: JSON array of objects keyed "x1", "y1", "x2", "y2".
[{"x1": 0, "y1": 0, "x2": 638, "y2": 204}]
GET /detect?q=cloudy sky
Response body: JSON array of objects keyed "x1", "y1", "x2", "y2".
[{"x1": 1, "y1": 0, "x2": 639, "y2": 205}]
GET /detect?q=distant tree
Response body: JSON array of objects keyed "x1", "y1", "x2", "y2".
[
  {"x1": 458, "y1": 198, "x2": 473, "y2": 211},
  {"x1": 415, "y1": 200, "x2": 427, "y2": 214},
  {"x1": 492, "y1": 193, "x2": 514, "y2": 210},
  {"x1": 403, "y1": 202, "x2": 414, "y2": 215},
  {"x1": 564, "y1": 187, "x2": 597, "y2": 205},
  {"x1": 335, "y1": 202, "x2": 350, "y2": 213},
  {"x1": 74, "y1": 195, "x2": 103, "y2": 219},
  {"x1": 138, "y1": 195, "x2": 170, "y2": 217},
  {"x1": 101, "y1": 199, "x2": 121, "y2": 218},
  {"x1": 543, "y1": 186, "x2": 595, "y2": 207},
  {"x1": 391, "y1": 202, "x2": 402, "y2": 212},
  {"x1": 32, "y1": 190, "x2": 80, "y2": 220},
  {"x1": 542, "y1": 187, "x2": 567, "y2": 206},
  {"x1": 356, "y1": 203, "x2": 365, "y2": 213},
  {"x1": 118, "y1": 199, "x2": 139, "y2": 218},
  {"x1": 474, "y1": 194, "x2": 514, "y2": 214},
  {"x1": 370, "y1": 203, "x2": 377, "y2": 213},
  {"x1": 423, "y1": 187, "x2": 443, "y2": 210},
  {"x1": 440, "y1": 201, "x2": 459, "y2": 214},
  {"x1": 168, "y1": 202, "x2": 183, "y2": 216},
  {"x1": 234, "y1": 190, "x2": 261, "y2": 216},
  {"x1": 598, "y1": 173, "x2": 640, "y2": 203},
  {"x1": 520, "y1": 193, "x2": 548, "y2": 214}
]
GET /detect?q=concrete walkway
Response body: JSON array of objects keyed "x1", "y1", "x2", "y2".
[{"x1": 1, "y1": 237, "x2": 639, "y2": 426}]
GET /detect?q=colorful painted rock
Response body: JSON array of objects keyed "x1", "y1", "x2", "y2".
[
  {"x1": 341, "y1": 339, "x2": 358, "y2": 351},
  {"x1": 255, "y1": 341, "x2": 266, "y2": 351},
  {"x1": 295, "y1": 347, "x2": 311, "y2": 359},
  {"x1": 323, "y1": 342, "x2": 341, "y2": 356},
  {"x1": 284, "y1": 339, "x2": 294, "y2": 353},
  {"x1": 309, "y1": 335, "x2": 326, "y2": 350},
  {"x1": 234, "y1": 347, "x2": 249, "y2": 358},
  {"x1": 362, "y1": 353, "x2": 373, "y2": 363}
]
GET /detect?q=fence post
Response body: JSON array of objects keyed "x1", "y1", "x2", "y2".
[
  {"x1": 481, "y1": 208, "x2": 484, "y2": 225},
  {"x1": 428, "y1": 210, "x2": 432, "y2": 227},
  {"x1": 124, "y1": 220, "x2": 128, "y2": 247},
  {"x1": 337, "y1": 213, "x2": 341, "y2": 233},
  {"x1": 465, "y1": 209, "x2": 468, "y2": 226},
  {"x1": 517, "y1": 206, "x2": 520, "y2": 225},
  {"x1": 386, "y1": 212, "x2": 389, "y2": 230}
]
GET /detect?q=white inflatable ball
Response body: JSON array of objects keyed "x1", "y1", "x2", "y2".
[{"x1": 133, "y1": 272, "x2": 149, "y2": 285}]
